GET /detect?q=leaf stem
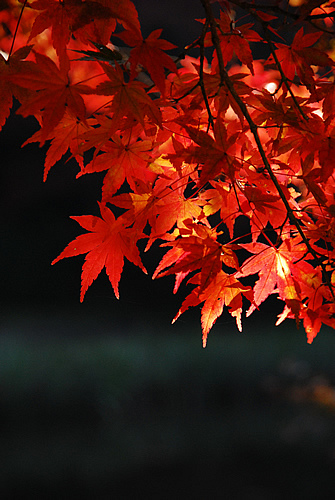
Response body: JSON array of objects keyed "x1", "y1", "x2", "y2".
[{"x1": 8, "y1": 0, "x2": 28, "y2": 60}]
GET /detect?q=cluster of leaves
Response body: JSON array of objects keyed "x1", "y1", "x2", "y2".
[{"x1": 1, "y1": 0, "x2": 335, "y2": 346}]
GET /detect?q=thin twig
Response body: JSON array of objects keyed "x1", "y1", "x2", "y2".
[
  {"x1": 7, "y1": 0, "x2": 29, "y2": 61},
  {"x1": 198, "y1": 18, "x2": 215, "y2": 130},
  {"x1": 229, "y1": 1, "x2": 335, "y2": 34}
]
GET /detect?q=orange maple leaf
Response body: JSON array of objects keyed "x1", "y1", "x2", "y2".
[
  {"x1": 111, "y1": 176, "x2": 205, "y2": 247},
  {"x1": 172, "y1": 270, "x2": 253, "y2": 347},
  {"x1": 240, "y1": 185, "x2": 288, "y2": 239},
  {"x1": 236, "y1": 241, "x2": 304, "y2": 319},
  {"x1": 153, "y1": 224, "x2": 225, "y2": 291},
  {"x1": 51, "y1": 203, "x2": 147, "y2": 300},
  {"x1": 201, "y1": 182, "x2": 244, "y2": 238},
  {"x1": 81, "y1": 131, "x2": 155, "y2": 199}
]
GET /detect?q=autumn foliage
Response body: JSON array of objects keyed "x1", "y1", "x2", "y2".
[{"x1": 2, "y1": 0, "x2": 335, "y2": 346}]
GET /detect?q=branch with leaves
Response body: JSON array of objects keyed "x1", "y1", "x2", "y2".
[{"x1": 1, "y1": 0, "x2": 335, "y2": 346}]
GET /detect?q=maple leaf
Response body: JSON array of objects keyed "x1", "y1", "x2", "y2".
[
  {"x1": 276, "y1": 296, "x2": 335, "y2": 345},
  {"x1": 298, "y1": 0, "x2": 329, "y2": 19},
  {"x1": 152, "y1": 224, "x2": 224, "y2": 290},
  {"x1": 51, "y1": 203, "x2": 147, "y2": 300},
  {"x1": 0, "y1": 45, "x2": 34, "y2": 131},
  {"x1": 95, "y1": 62, "x2": 161, "y2": 128},
  {"x1": 115, "y1": 28, "x2": 178, "y2": 97},
  {"x1": 273, "y1": 28, "x2": 334, "y2": 93},
  {"x1": 180, "y1": 64, "x2": 251, "y2": 123},
  {"x1": 292, "y1": 261, "x2": 325, "y2": 311},
  {"x1": 251, "y1": 89, "x2": 311, "y2": 129},
  {"x1": 111, "y1": 177, "x2": 205, "y2": 247},
  {"x1": 89, "y1": 0, "x2": 141, "y2": 44},
  {"x1": 81, "y1": 131, "x2": 156, "y2": 199},
  {"x1": 23, "y1": 111, "x2": 92, "y2": 180},
  {"x1": 239, "y1": 185, "x2": 288, "y2": 239},
  {"x1": 153, "y1": 221, "x2": 240, "y2": 296},
  {"x1": 236, "y1": 240, "x2": 307, "y2": 320},
  {"x1": 172, "y1": 270, "x2": 253, "y2": 347},
  {"x1": 146, "y1": 187, "x2": 205, "y2": 243},
  {"x1": 10, "y1": 52, "x2": 94, "y2": 142},
  {"x1": 295, "y1": 125, "x2": 335, "y2": 184},
  {"x1": 185, "y1": 120, "x2": 240, "y2": 186},
  {"x1": 204, "y1": 11, "x2": 261, "y2": 75},
  {"x1": 317, "y1": 80, "x2": 335, "y2": 126},
  {"x1": 201, "y1": 182, "x2": 243, "y2": 238},
  {"x1": 27, "y1": 0, "x2": 140, "y2": 63}
]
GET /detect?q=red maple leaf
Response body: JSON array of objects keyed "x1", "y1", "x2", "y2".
[
  {"x1": 10, "y1": 52, "x2": 94, "y2": 142},
  {"x1": 116, "y1": 28, "x2": 178, "y2": 97},
  {"x1": 185, "y1": 120, "x2": 240, "y2": 186},
  {"x1": 298, "y1": 0, "x2": 330, "y2": 19},
  {"x1": 201, "y1": 183, "x2": 243, "y2": 238},
  {"x1": 152, "y1": 221, "x2": 249, "y2": 346},
  {"x1": 23, "y1": 110, "x2": 93, "y2": 180},
  {"x1": 89, "y1": 0, "x2": 141, "y2": 44},
  {"x1": 239, "y1": 184, "x2": 288, "y2": 240},
  {"x1": 27, "y1": 0, "x2": 140, "y2": 62},
  {"x1": 51, "y1": 203, "x2": 147, "y2": 300},
  {"x1": 204, "y1": 11, "x2": 261, "y2": 75},
  {"x1": 176, "y1": 64, "x2": 251, "y2": 123},
  {"x1": 274, "y1": 28, "x2": 334, "y2": 93},
  {"x1": 0, "y1": 45, "x2": 34, "y2": 131},
  {"x1": 317, "y1": 80, "x2": 335, "y2": 126},
  {"x1": 95, "y1": 62, "x2": 161, "y2": 128}
]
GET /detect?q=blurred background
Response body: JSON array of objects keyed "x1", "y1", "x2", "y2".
[{"x1": 1, "y1": 1, "x2": 335, "y2": 498}]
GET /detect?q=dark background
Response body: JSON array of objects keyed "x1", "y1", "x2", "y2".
[{"x1": 1, "y1": 1, "x2": 335, "y2": 498}]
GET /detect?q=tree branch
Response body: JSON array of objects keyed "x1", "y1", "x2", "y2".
[{"x1": 200, "y1": 0, "x2": 335, "y2": 299}]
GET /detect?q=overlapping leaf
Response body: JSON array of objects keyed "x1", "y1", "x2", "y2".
[
  {"x1": 173, "y1": 270, "x2": 253, "y2": 347},
  {"x1": 10, "y1": 52, "x2": 94, "y2": 142},
  {"x1": 95, "y1": 63, "x2": 161, "y2": 128},
  {"x1": 28, "y1": 0, "x2": 140, "y2": 62},
  {"x1": 274, "y1": 28, "x2": 334, "y2": 93},
  {"x1": 116, "y1": 28, "x2": 178, "y2": 97}
]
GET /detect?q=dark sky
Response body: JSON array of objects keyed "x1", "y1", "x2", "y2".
[{"x1": 133, "y1": 0, "x2": 209, "y2": 44}]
